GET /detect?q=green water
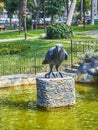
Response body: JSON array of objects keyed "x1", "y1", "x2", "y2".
[{"x1": 0, "y1": 84, "x2": 98, "y2": 130}]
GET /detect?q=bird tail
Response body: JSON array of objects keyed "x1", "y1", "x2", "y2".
[{"x1": 42, "y1": 59, "x2": 48, "y2": 64}]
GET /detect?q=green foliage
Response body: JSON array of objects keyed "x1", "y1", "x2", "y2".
[
  {"x1": 46, "y1": 23, "x2": 72, "y2": 39},
  {"x1": 0, "y1": 43, "x2": 30, "y2": 55},
  {"x1": 3, "y1": 0, "x2": 18, "y2": 19},
  {"x1": 26, "y1": 17, "x2": 32, "y2": 30},
  {"x1": 78, "y1": 49, "x2": 98, "y2": 63},
  {"x1": 45, "y1": 0, "x2": 65, "y2": 22},
  {"x1": 76, "y1": 0, "x2": 90, "y2": 13}
]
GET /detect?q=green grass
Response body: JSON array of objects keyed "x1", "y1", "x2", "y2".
[
  {"x1": 72, "y1": 24, "x2": 98, "y2": 32},
  {"x1": 0, "y1": 25, "x2": 98, "y2": 39},
  {"x1": 0, "y1": 26, "x2": 98, "y2": 75},
  {"x1": 0, "y1": 29, "x2": 44, "y2": 39}
]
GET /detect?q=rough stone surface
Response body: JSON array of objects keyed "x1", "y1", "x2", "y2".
[
  {"x1": 36, "y1": 76, "x2": 75, "y2": 108},
  {"x1": 0, "y1": 72, "x2": 76, "y2": 88},
  {"x1": 0, "y1": 74, "x2": 37, "y2": 88}
]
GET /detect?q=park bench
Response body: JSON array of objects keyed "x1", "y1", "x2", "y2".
[{"x1": 0, "y1": 25, "x2": 5, "y2": 30}]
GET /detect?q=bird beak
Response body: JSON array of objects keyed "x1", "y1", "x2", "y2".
[{"x1": 56, "y1": 46, "x2": 61, "y2": 53}]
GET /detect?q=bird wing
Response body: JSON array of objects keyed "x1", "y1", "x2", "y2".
[{"x1": 42, "y1": 47, "x2": 55, "y2": 64}]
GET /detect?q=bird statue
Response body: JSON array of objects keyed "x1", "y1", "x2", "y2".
[{"x1": 42, "y1": 44, "x2": 68, "y2": 78}]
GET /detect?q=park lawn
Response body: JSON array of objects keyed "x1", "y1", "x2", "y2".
[
  {"x1": 0, "y1": 24, "x2": 98, "y2": 39},
  {"x1": 0, "y1": 29, "x2": 44, "y2": 39},
  {"x1": 0, "y1": 38, "x2": 71, "y2": 75},
  {"x1": 0, "y1": 25, "x2": 98, "y2": 75},
  {"x1": 72, "y1": 24, "x2": 98, "y2": 32}
]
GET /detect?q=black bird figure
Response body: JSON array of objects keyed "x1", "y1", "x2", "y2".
[{"x1": 42, "y1": 44, "x2": 68, "y2": 78}]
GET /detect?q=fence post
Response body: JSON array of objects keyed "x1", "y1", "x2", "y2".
[
  {"x1": 70, "y1": 39, "x2": 73, "y2": 68},
  {"x1": 34, "y1": 51, "x2": 36, "y2": 75}
]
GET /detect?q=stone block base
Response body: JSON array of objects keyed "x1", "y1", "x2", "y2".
[{"x1": 36, "y1": 76, "x2": 75, "y2": 108}]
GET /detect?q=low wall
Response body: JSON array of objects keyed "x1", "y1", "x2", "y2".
[
  {"x1": 0, "y1": 74, "x2": 37, "y2": 88},
  {"x1": 36, "y1": 76, "x2": 75, "y2": 108}
]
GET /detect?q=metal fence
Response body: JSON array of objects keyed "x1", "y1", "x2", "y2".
[
  {"x1": 71, "y1": 40, "x2": 98, "y2": 65},
  {"x1": 0, "y1": 41, "x2": 98, "y2": 76}
]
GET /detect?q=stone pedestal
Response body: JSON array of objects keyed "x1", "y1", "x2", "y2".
[{"x1": 36, "y1": 76, "x2": 75, "y2": 108}]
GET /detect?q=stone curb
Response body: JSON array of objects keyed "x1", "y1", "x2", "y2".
[
  {"x1": 0, "y1": 73, "x2": 76, "y2": 88},
  {"x1": 0, "y1": 73, "x2": 43, "y2": 88}
]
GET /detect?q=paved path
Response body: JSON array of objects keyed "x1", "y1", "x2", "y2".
[
  {"x1": 0, "y1": 30, "x2": 17, "y2": 33},
  {"x1": 76, "y1": 30, "x2": 98, "y2": 39},
  {"x1": 0, "y1": 38, "x2": 24, "y2": 42},
  {"x1": 0, "y1": 36, "x2": 40, "y2": 42},
  {"x1": 0, "y1": 29, "x2": 41, "y2": 42}
]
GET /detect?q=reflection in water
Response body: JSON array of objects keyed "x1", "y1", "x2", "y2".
[{"x1": 0, "y1": 84, "x2": 98, "y2": 130}]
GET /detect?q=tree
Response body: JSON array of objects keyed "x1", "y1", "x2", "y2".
[
  {"x1": 90, "y1": 0, "x2": 94, "y2": 25},
  {"x1": 66, "y1": 0, "x2": 70, "y2": 17},
  {"x1": 27, "y1": 0, "x2": 40, "y2": 29},
  {"x1": 3, "y1": 0, "x2": 18, "y2": 25},
  {"x1": 22, "y1": 0, "x2": 27, "y2": 40},
  {"x1": 80, "y1": 0, "x2": 83, "y2": 20},
  {"x1": 45, "y1": 0, "x2": 65, "y2": 23},
  {"x1": 83, "y1": 0, "x2": 86, "y2": 28},
  {"x1": 66, "y1": 0, "x2": 77, "y2": 26},
  {"x1": 18, "y1": 0, "x2": 22, "y2": 34},
  {"x1": 0, "y1": 2, "x2": 4, "y2": 16},
  {"x1": 76, "y1": 0, "x2": 90, "y2": 20},
  {"x1": 40, "y1": 0, "x2": 46, "y2": 32}
]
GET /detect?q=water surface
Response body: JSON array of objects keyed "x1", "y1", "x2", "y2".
[{"x1": 0, "y1": 84, "x2": 98, "y2": 130}]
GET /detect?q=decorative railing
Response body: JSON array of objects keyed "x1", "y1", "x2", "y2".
[{"x1": 0, "y1": 41, "x2": 98, "y2": 76}]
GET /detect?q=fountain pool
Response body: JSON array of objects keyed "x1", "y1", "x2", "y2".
[{"x1": 0, "y1": 84, "x2": 98, "y2": 130}]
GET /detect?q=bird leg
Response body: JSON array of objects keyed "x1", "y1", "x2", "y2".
[
  {"x1": 45, "y1": 64, "x2": 56, "y2": 78},
  {"x1": 56, "y1": 65, "x2": 63, "y2": 78},
  {"x1": 59, "y1": 72, "x2": 63, "y2": 78}
]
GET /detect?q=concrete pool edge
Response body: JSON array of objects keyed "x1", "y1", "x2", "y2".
[
  {"x1": 0, "y1": 72, "x2": 97, "y2": 88},
  {"x1": 0, "y1": 73, "x2": 40, "y2": 88},
  {"x1": 0, "y1": 73, "x2": 76, "y2": 88}
]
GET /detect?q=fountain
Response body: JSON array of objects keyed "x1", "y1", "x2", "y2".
[
  {"x1": 0, "y1": 83, "x2": 98, "y2": 130},
  {"x1": 36, "y1": 44, "x2": 75, "y2": 109}
]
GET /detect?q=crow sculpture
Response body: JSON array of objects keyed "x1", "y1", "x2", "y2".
[{"x1": 42, "y1": 44, "x2": 68, "y2": 78}]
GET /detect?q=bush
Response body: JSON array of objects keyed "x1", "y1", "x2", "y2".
[
  {"x1": 46, "y1": 23, "x2": 73, "y2": 39},
  {"x1": 26, "y1": 17, "x2": 32, "y2": 30},
  {"x1": 0, "y1": 43, "x2": 30, "y2": 55},
  {"x1": 78, "y1": 49, "x2": 98, "y2": 63}
]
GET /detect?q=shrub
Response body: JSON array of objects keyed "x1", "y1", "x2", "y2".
[
  {"x1": 26, "y1": 17, "x2": 32, "y2": 30},
  {"x1": 0, "y1": 43, "x2": 30, "y2": 55},
  {"x1": 78, "y1": 49, "x2": 98, "y2": 63},
  {"x1": 46, "y1": 23, "x2": 73, "y2": 39},
  {"x1": 0, "y1": 48, "x2": 10, "y2": 55}
]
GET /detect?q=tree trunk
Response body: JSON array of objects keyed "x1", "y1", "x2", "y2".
[
  {"x1": 22, "y1": 0, "x2": 27, "y2": 40},
  {"x1": 9, "y1": 13, "x2": 12, "y2": 26},
  {"x1": 34, "y1": 0, "x2": 38, "y2": 29},
  {"x1": 18, "y1": 0, "x2": 22, "y2": 34},
  {"x1": 83, "y1": 0, "x2": 86, "y2": 28},
  {"x1": 42, "y1": 0, "x2": 46, "y2": 32},
  {"x1": 66, "y1": 0, "x2": 70, "y2": 17},
  {"x1": 80, "y1": 0, "x2": 83, "y2": 20},
  {"x1": 91, "y1": 0, "x2": 94, "y2": 25},
  {"x1": 66, "y1": 0, "x2": 77, "y2": 26}
]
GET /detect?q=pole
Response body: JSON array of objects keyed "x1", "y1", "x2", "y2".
[
  {"x1": 70, "y1": 38, "x2": 73, "y2": 69},
  {"x1": 34, "y1": 52, "x2": 36, "y2": 75}
]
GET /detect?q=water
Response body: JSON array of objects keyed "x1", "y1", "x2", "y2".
[{"x1": 0, "y1": 84, "x2": 98, "y2": 130}]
